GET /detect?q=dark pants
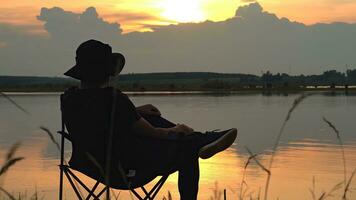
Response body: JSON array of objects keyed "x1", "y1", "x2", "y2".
[{"x1": 133, "y1": 114, "x2": 205, "y2": 200}]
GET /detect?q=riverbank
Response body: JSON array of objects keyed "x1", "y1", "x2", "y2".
[
  {"x1": 2, "y1": 87, "x2": 356, "y2": 96},
  {"x1": 2, "y1": 70, "x2": 356, "y2": 93}
]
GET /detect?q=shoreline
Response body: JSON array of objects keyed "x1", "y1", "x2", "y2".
[{"x1": 2, "y1": 88, "x2": 356, "y2": 96}]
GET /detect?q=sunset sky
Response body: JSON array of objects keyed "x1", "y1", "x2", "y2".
[
  {"x1": 1, "y1": 0, "x2": 356, "y2": 34},
  {"x1": 1, "y1": 1, "x2": 356, "y2": 76}
]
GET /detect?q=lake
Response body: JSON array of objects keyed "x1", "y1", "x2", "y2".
[{"x1": 1, "y1": 92, "x2": 356, "y2": 200}]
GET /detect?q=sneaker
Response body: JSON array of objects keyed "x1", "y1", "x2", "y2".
[{"x1": 198, "y1": 128, "x2": 238, "y2": 159}]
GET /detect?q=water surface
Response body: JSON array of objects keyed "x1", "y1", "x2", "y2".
[{"x1": 1, "y1": 92, "x2": 356, "y2": 199}]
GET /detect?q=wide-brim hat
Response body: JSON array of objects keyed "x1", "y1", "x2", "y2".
[{"x1": 64, "y1": 39, "x2": 125, "y2": 81}]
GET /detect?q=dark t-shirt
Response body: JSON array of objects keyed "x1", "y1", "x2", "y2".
[{"x1": 62, "y1": 87, "x2": 141, "y2": 170}]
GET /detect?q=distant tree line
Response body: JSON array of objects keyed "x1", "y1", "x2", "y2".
[
  {"x1": 1, "y1": 69, "x2": 356, "y2": 92},
  {"x1": 260, "y1": 69, "x2": 356, "y2": 88}
]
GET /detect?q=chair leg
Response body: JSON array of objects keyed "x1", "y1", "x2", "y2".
[
  {"x1": 85, "y1": 181, "x2": 100, "y2": 200},
  {"x1": 131, "y1": 189, "x2": 145, "y2": 200},
  {"x1": 59, "y1": 165, "x2": 64, "y2": 200},
  {"x1": 61, "y1": 168, "x2": 169, "y2": 200},
  {"x1": 150, "y1": 177, "x2": 167, "y2": 200},
  {"x1": 66, "y1": 169, "x2": 98, "y2": 196},
  {"x1": 64, "y1": 169, "x2": 103, "y2": 200},
  {"x1": 63, "y1": 169, "x2": 83, "y2": 200},
  {"x1": 144, "y1": 175, "x2": 168, "y2": 200},
  {"x1": 96, "y1": 187, "x2": 108, "y2": 199},
  {"x1": 59, "y1": 106, "x2": 66, "y2": 200},
  {"x1": 130, "y1": 175, "x2": 169, "y2": 200},
  {"x1": 141, "y1": 187, "x2": 150, "y2": 198}
]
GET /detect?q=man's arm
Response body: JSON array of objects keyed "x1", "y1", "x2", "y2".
[
  {"x1": 132, "y1": 117, "x2": 194, "y2": 139},
  {"x1": 120, "y1": 93, "x2": 192, "y2": 138},
  {"x1": 136, "y1": 104, "x2": 161, "y2": 116}
]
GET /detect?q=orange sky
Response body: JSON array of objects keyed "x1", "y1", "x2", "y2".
[{"x1": 1, "y1": 0, "x2": 356, "y2": 34}]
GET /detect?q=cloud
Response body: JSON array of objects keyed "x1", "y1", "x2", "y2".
[
  {"x1": 103, "y1": 12, "x2": 161, "y2": 23},
  {"x1": 235, "y1": 2, "x2": 263, "y2": 17},
  {"x1": 119, "y1": 2, "x2": 356, "y2": 74},
  {"x1": 37, "y1": 7, "x2": 122, "y2": 43},
  {"x1": 102, "y1": 11, "x2": 175, "y2": 33},
  {"x1": 1, "y1": 3, "x2": 356, "y2": 76},
  {"x1": 0, "y1": 7, "x2": 124, "y2": 76}
]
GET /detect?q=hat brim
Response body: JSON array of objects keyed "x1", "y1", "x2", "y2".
[
  {"x1": 64, "y1": 64, "x2": 81, "y2": 80},
  {"x1": 112, "y1": 53, "x2": 125, "y2": 76},
  {"x1": 64, "y1": 52, "x2": 125, "y2": 80}
]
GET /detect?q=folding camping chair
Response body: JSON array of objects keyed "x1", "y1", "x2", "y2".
[{"x1": 58, "y1": 90, "x2": 170, "y2": 200}]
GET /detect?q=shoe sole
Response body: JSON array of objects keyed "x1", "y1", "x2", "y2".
[{"x1": 198, "y1": 128, "x2": 238, "y2": 159}]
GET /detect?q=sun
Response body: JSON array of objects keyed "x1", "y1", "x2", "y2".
[{"x1": 157, "y1": 0, "x2": 205, "y2": 23}]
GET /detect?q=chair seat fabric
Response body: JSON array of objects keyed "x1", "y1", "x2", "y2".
[{"x1": 62, "y1": 87, "x2": 148, "y2": 188}]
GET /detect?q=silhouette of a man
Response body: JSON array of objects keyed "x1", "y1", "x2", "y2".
[{"x1": 62, "y1": 39, "x2": 237, "y2": 200}]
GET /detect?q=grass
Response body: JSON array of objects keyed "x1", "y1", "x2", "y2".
[
  {"x1": 1, "y1": 90, "x2": 356, "y2": 199},
  {"x1": 0, "y1": 142, "x2": 25, "y2": 200},
  {"x1": 239, "y1": 151, "x2": 257, "y2": 200},
  {"x1": 343, "y1": 169, "x2": 356, "y2": 200},
  {"x1": 239, "y1": 93, "x2": 356, "y2": 200},
  {"x1": 264, "y1": 93, "x2": 314, "y2": 200},
  {"x1": 241, "y1": 93, "x2": 313, "y2": 200},
  {"x1": 322, "y1": 117, "x2": 347, "y2": 187}
]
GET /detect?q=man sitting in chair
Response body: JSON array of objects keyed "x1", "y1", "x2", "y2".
[{"x1": 62, "y1": 39, "x2": 237, "y2": 200}]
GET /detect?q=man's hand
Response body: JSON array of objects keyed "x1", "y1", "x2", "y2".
[
  {"x1": 171, "y1": 124, "x2": 194, "y2": 135},
  {"x1": 136, "y1": 104, "x2": 161, "y2": 116}
]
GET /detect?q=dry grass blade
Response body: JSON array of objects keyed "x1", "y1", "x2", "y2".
[
  {"x1": 0, "y1": 187, "x2": 16, "y2": 200},
  {"x1": 0, "y1": 142, "x2": 23, "y2": 189},
  {"x1": 326, "y1": 181, "x2": 343, "y2": 198},
  {"x1": 317, "y1": 181, "x2": 343, "y2": 200},
  {"x1": 318, "y1": 192, "x2": 326, "y2": 200},
  {"x1": 246, "y1": 190, "x2": 255, "y2": 200},
  {"x1": 0, "y1": 91, "x2": 30, "y2": 115},
  {"x1": 239, "y1": 151, "x2": 258, "y2": 200},
  {"x1": 343, "y1": 168, "x2": 356, "y2": 200},
  {"x1": 210, "y1": 182, "x2": 222, "y2": 200},
  {"x1": 244, "y1": 153, "x2": 258, "y2": 170},
  {"x1": 5, "y1": 142, "x2": 21, "y2": 161},
  {"x1": 309, "y1": 176, "x2": 316, "y2": 200},
  {"x1": 0, "y1": 157, "x2": 24, "y2": 176},
  {"x1": 162, "y1": 191, "x2": 172, "y2": 200},
  {"x1": 39, "y1": 126, "x2": 60, "y2": 151},
  {"x1": 30, "y1": 187, "x2": 39, "y2": 200},
  {"x1": 40, "y1": 126, "x2": 82, "y2": 199},
  {"x1": 285, "y1": 93, "x2": 313, "y2": 122},
  {"x1": 264, "y1": 93, "x2": 313, "y2": 200},
  {"x1": 322, "y1": 117, "x2": 347, "y2": 187},
  {"x1": 258, "y1": 187, "x2": 261, "y2": 200},
  {"x1": 245, "y1": 147, "x2": 270, "y2": 175},
  {"x1": 111, "y1": 190, "x2": 120, "y2": 200},
  {"x1": 244, "y1": 147, "x2": 271, "y2": 200},
  {"x1": 168, "y1": 191, "x2": 172, "y2": 200},
  {"x1": 322, "y1": 117, "x2": 340, "y2": 138},
  {"x1": 271, "y1": 93, "x2": 313, "y2": 158},
  {"x1": 241, "y1": 182, "x2": 250, "y2": 200}
]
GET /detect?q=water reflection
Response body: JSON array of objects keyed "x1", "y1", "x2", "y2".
[
  {"x1": 1, "y1": 140, "x2": 355, "y2": 199},
  {"x1": 1, "y1": 93, "x2": 356, "y2": 199}
]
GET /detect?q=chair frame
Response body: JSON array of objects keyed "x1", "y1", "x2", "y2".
[{"x1": 58, "y1": 93, "x2": 169, "y2": 200}]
